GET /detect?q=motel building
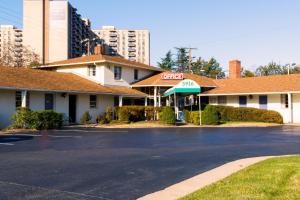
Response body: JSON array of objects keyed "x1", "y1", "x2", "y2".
[{"x1": 0, "y1": 56, "x2": 300, "y2": 128}]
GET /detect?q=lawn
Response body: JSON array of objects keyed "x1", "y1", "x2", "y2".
[{"x1": 182, "y1": 156, "x2": 300, "y2": 200}]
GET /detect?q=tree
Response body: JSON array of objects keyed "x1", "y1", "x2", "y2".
[
  {"x1": 255, "y1": 62, "x2": 284, "y2": 76},
  {"x1": 0, "y1": 43, "x2": 40, "y2": 68},
  {"x1": 157, "y1": 50, "x2": 175, "y2": 70},
  {"x1": 242, "y1": 68, "x2": 255, "y2": 77},
  {"x1": 191, "y1": 57, "x2": 225, "y2": 78},
  {"x1": 175, "y1": 47, "x2": 189, "y2": 72}
]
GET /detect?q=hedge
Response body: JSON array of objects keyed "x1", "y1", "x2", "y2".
[
  {"x1": 12, "y1": 108, "x2": 64, "y2": 130},
  {"x1": 185, "y1": 105, "x2": 283, "y2": 125},
  {"x1": 116, "y1": 106, "x2": 162, "y2": 122},
  {"x1": 159, "y1": 107, "x2": 176, "y2": 125}
]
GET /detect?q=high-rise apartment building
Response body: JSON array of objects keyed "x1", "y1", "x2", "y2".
[
  {"x1": 0, "y1": 25, "x2": 23, "y2": 65},
  {"x1": 93, "y1": 26, "x2": 150, "y2": 65},
  {"x1": 23, "y1": 0, "x2": 92, "y2": 64}
]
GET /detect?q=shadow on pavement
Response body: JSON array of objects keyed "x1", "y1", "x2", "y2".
[{"x1": 0, "y1": 135, "x2": 34, "y2": 143}]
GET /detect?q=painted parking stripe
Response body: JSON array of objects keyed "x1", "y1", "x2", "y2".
[
  {"x1": 0, "y1": 143, "x2": 14, "y2": 146},
  {"x1": 54, "y1": 129, "x2": 129, "y2": 133},
  {"x1": 47, "y1": 135, "x2": 82, "y2": 138}
]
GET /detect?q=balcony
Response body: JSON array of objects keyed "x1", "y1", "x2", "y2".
[
  {"x1": 15, "y1": 38, "x2": 22, "y2": 42},
  {"x1": 128, "y1": 52, "x2": 136, "y2": 57},
  {"x1": 128, "y1": 38, "x2": 136, "y2": 42},
  {"x1": 109, "y1": 38, "x2": 117, "y2": 42},
  {"x1": 128, "y1": 43, "x2": 136, "y2": 47},
  {"x1": 128, "y1": 48, "x2": 136, "y2": 52},
  {"x1": 109, "y1": 43, "x2": 117, "y2": 47},
  {"x1": 128, "y1": 32, "x2": 136, "y2": 37},
  {"x1": 109, "y1": 32, "x2": 118, "y2": 37}
]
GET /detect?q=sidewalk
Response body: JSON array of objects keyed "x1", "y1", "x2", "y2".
[{"x1": 138, "y1": 156, "x2": 276, "y2": 200}]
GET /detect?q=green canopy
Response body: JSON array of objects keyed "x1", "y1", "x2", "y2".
[{"x1": 163, "y1": 79, "x2": 201, "y2": 97}]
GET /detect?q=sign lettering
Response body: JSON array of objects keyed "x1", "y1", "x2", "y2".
[{"x1": 161, "y1": 73, "x2": 184, "y2": 80}]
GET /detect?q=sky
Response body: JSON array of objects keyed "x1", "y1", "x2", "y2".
[{"x1": 1, "y1": 0, "x2": 300, "y2": 71}]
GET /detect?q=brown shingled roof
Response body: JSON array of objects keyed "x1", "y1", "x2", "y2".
[
  {"x1": 202, "y1": 74, "x2": 300, "y2": 95},
  {"x1": 0, "y1": 66, "x2": 146, "y2": 97},
  {"x1": 38, "y1": 55, "x2": 163, "y2": 72},
  {"x1": 132, "y1": 72, "x2": 217, "y2": 87}
]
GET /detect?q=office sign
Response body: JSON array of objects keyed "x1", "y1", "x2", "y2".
[{"x1": 161, "y1": 73, "x2": 184, "y2": 80}]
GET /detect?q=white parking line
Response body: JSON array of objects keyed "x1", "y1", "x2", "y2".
[
  {"x1": 0, "y1": 143, "x2": 14, "y2": 146},
  {"x1": 55, "y1": 129, "x2": 129, "y2": 133},
  {"x1": 47, "y1": 135, "x2": 82, "y2": 138}
]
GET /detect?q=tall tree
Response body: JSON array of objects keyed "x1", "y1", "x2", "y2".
[
  {"x1": 191, "y1": 57, "x2": 225, "y2": 78},
  {"x1": 255, "y1": 62, "x2": 284, "y2": 76},
  {"x1": 175, "y1": 47, "x2": 189, "y2": 72},
  {"x1": 242, "y1": 68, "x2": 255, "y2": 77},
  {"x1": 157, "y1": 50, "x2": 175, "y2": 70}
]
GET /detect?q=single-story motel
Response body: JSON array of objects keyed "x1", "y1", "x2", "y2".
[{"x1": 0, "y1": 55, "x2": 300, "y2": 128}]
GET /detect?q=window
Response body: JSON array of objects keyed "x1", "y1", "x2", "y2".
[
  {"x1": 15, "y1": 91, "x2": 22, "y2": 108},
  {"x1": 90, "y1": 95, "x2": 97, "y2": 108},
  {"x1": 114, "y1": 66, "x2": 122, "y2": 80},
  {"x1": 45, "y1": 94, "x2": 54, "y2": 110},
  {"x1": 259, "y1": 95, "x2": 268, "y2": 109},
  {"x1": 209, "y1": 96, "x2": 217, "y2": 104},
  {"x1": 217, "y1": 96, "x2": 227, "y2": 105},
  {"x1": 134, "y1": 69, "x2": 138, "y2": 80},
  {"x1": 15, "y1": 91, "x2": 30, "y2": 108},
  {"x1": 281, "y1": 94, "x2": 289, "y2": 108},
  {"x1": 88, "y1": 65, "x2": 96, "y2": 76},
  {"x1": 239, "y1": 96, "x2": 247, "y2": 107}
]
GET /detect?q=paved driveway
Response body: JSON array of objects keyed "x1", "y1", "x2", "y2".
[{"x1": 0, "y1": 126, "x2": 300, "y2": 200}]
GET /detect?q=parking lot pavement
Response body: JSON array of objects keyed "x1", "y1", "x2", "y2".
[{"x1": 0, "y1": 126, "x2": 300, "y2": 200}]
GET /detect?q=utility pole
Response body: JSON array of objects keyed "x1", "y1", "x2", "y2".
[{"x1": 175, "y1": 47, "x2": 197, "y2": 73}]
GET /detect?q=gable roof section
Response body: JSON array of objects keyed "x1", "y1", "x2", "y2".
[
  {"x1": 0, "y1": 66, "x2": 146, "y2": 97},
  {"x1": 202, "y1": 74, "x2": 300, "y2": 95},
  {"x1": 132, "y1": 72, "x2": 217, "y2": 87},
  {"x1": 38, "y1": 55, "x2": 164, "y2": 72}
]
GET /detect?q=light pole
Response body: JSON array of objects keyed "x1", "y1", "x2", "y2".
[{"x1": 81, "y1": 38, "x2": 98, "y2": 56}]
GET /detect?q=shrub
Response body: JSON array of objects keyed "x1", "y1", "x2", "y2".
[
  {"x1": 184, "y1": 110, "x2": 190, "y2": 123},
  {"x1": 11, "y1": 107, "x2": 33, "y2": 129},
  {"x1": 190, "y1": 111, "x2": 200, "y2": 125},
  {"x1": 30, "y1": 110, "x2": 63, "y2": 130},
  {"x1": 80, "y1": 111, "x2": 92, "y2": 124},
  {"x1": 105, "y1": 107, "x2": 113, "y2": 122},
  {"x1": 159, "y1": 107, "x2": 176, "y2": 125},
  {"x1": 202, "y1": 105, "x2": 219, "y2": 125},
  {"x1": 96, "y1": 114, "x2": 106, "y2": 125},
  {"x1": 11, "y1": 109, "x2": 63, "y2": 130},
  {"x1": 117, "y1": 106, "x2": 145, "y2": 122}
]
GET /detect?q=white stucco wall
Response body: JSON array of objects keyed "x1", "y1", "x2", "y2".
[
  {"x1": 0, "y1": 90, "x2": 16, "y2": 128},
  {"x1": 55, "y1": 63, "x2": 155, "y2": 86},
  {"x1": 293, "y1": 93, "x2": 300, "y2": 123}
]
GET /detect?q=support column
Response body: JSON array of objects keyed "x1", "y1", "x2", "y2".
[
  {"x1": 144, "y1": 97, "x2": 148, "y2": 106},
  {"x1": 154, "y1": 86, "x2": 157, "y2": 107},
  {"x1": 21, "y1": 91, "x2": 27, "y2": 108},
  {"x1": 174, "y1": 92, "x2": 178, "y2": 120},
  {"x1": 288, "y1": 93, "x2": 293, "y2": 123},
  {"x1": 199, "y1": 94, "x2": 202, "y2": 126},
  {"x1": 119, "y1": 96, "x2": 123, "y2": 107}
]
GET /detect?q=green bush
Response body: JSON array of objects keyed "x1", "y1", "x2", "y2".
[
  {"x1": 184, "y1": 110, "x2": 190, "y2": 123},
  {"x1": 30, "y1": 110, "x2": 63, "y2": 130},
  {"x1": 202, "y1": 105, "x2": 219, "y2": 125},
  {"x1": 159, "y1": 107, "x2": 176, "y2": 125},
  {"x1": 185, "y1": 105, "x2": 283, "y2": 125},
  {"x1": 80, "y1": 111, "x2": 92, "y2": 124},
  {"x1": 11, "y1": 107, "x2": 32, "y2": 129},
  {"x1": 96, "y1": 114, "x2": 106, "y2": 125},
  {"x1": 11, "y1": 108, "x2": 63, "y2": 130},
  {"x1": 105, "y1": 107, "x2": 113, "y2": 122}
]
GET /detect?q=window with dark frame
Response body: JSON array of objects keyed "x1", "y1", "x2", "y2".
[
  {"x1": 281, "y1": 94, "x2": 289, "y2": 108},
  {"x1": 134, "y1": 69, "x2": 138, "y2": 80},
  {"x1": 239, "y1": 96, "x2": 247, "y2": 107},
  {"x1": 90, "y1": 95, "x2": 97, "y2": 108},
  {"x1": 114, "y1": 66, "x2": 122, "y2": 80},
  {"x1": 88, "y1": 65, "x2": 96, "y2": 76},
  {"x1": 259, "y1": 95, "x2": 268, "y2": 109},
  {"x1": 217, "y1": 96, "x2": 227, "y2": 105},
  {"x1": 15, "y1": 91, "x2": 22, "y2": 108},
  {"x1": 45, "y1": 94, "x2": 54, "y2": 110}
]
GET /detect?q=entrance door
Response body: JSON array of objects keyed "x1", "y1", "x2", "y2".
[{"x1": 69, "y1": 95, "x2": 77, "y2": 123}]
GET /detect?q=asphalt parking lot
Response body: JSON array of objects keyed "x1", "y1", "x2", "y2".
[{"x1": 0, "y1": 126, "x2": 300, "y2": 200}]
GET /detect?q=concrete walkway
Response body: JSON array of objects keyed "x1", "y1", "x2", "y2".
[{"x1": 138, "y1": 156, "x2": 275, "y2": 200}]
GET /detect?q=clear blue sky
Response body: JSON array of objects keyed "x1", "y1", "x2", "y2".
[{"x1": 1, "y1": 0, "x2": 300, "y2": 71}]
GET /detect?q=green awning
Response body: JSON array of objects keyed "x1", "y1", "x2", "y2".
[{"x1": 163, "y1": 79, "x2": 201, "y2": 97}]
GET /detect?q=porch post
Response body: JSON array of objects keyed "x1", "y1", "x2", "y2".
[
  {"x1": 144, "y1": 97, "x2": 148, "y2": 106},
  {"x1": 199, "y1": 93, "x2": 202, "y2": 126},
  {"x1": 288, "y1": 93, "x2": 293, "y2": 123},
  {"x1": 154, "y1": 86, "x2": 157, "y2": 107},
  {"x1": 174, "y1": 92, "x2": 177, "y2": 120},
  {"x1": 21, "y1": 91, "x2": 27, "y2": 108},
  {"x1": 119, "y1": 96, "x2": 123, "y2": 107}
]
